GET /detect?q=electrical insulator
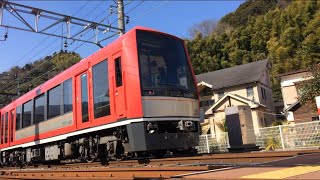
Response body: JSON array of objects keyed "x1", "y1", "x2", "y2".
[{"x1": 126, "y1": 16, "x2": 130, "y2": 24}]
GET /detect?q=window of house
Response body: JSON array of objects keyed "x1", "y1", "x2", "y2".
[
  {"x1": 16, "y1": 106, "x2": 22, "y2": 130},
  {"x1": 199, "y1": 88, "x2": 213, "y2": 96},
  {"x1": 261, "y1": 87, "x2": 267, "y2": 100},
  {"x1": 246, "y1": 86, "x2": 254, "y2": 97},
  {"x1": 48, "y1": 85, "x2": 61, "y2": 119},
  {"x1": 93, "y1": 60, "x2": 110, "y2": 118},
  {"x1": 63, "y1": 79, "x2": 73, "y2": 113},
  {"x1": 200, "y1": 99, "x2": 215, "y2": 107},
  {"x1": 23, "y1": 100, "x2": 32, "y2": 128},
  {"x1": 218, "y1": 91, "x2": 224, "y2": 99},
  {"x1": 260, "y1": 118, "x2": 264, "y2": 127},
  {"x1": 34, "y1": 94, "x2": 45, "y2": 124}
]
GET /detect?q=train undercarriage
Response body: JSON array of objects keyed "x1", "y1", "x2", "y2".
[{"x1": 0, "y1": 120, "x2": 199, "y2": 167}]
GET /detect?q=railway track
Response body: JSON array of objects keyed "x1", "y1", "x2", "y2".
[
  {"x1": 1, "y1": 150, "x2": 319, "y2": 179},
  {"x1": 1, "y1": 166, "x2": 216, "y2": 179},
  {"x1": 45, "y1": 150, "x2": 320, "y2": 168}
]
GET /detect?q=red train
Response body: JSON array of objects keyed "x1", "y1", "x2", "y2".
[{"x1": 0, "y1": 27, "x2": 199, "y2": 165}]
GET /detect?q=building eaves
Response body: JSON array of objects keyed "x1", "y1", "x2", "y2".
[
  {"x1": 196, "y1": 59, "x2": 269, "y2": 90},
  {"x1": 205, "y1": 93, "x2": 265, "y2": 115}
]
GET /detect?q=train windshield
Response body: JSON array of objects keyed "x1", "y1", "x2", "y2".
[{"x1": 137, "y1": 30, "x2": 197, "y2": 99}]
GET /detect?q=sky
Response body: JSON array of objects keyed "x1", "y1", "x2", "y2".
[{"x1": 0, "y1": 0, "x2": 244, "y2": 74}]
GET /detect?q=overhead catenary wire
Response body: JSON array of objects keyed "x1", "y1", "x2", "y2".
[
  {"x1": 1, "y1": 1, "x2": 121, "y2": 94},
  {"x1": 5, "y1": 1, "x2": 91, "y2": 70},
  {"x1": 0, "y1": 1, "x2": 93, "y2": 94},
  {"x1": 71, "y1": 0, "x2": 145, "y2": 52},
  {"x1": 130, "y1": 1, "x2": 168, "y2": 22},
  {"x1": 0, "y1": 1, "x2": 104, "y2": 93},
  {"x1": 68, "y1": 0, "x2": 137, "y2": 49},
  {"x1": 3, "y1": 1, "x2": 168, "y2": 97}
]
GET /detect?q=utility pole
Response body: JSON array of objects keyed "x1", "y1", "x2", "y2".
[{"x1": 117, "y1": 0, "x2": 125, "y2": 36}]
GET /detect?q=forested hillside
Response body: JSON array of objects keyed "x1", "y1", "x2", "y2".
[
  {"x1": 0, "y1": 51, "x2": 81, "y2": 106},
  {"x1": 187, "y1": 0, "x2": 320, "y2": 100}
]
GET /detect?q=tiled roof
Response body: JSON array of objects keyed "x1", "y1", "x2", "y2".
[{"x1": 196, "y1": 59, "x2": 269, "y2": 90}]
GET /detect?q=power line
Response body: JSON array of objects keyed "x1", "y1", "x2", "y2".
[
  {"x1": 70, "y1": 0, "x2": 143, "y2": 52},
  {"x1": 5, "y1": 1, "x2": 91, "y2": 71},
  {"x1": 0, "y1": 1, "x2": 98, "y2": 94},
  {"x1": 0, "y1": 1, "x2": 121, "y2": 46},
  {"x1": 126, "y1": 0, "x2": 144, "y2": 14},
  {"x1": 1, "y1": 1, "x2": 118, "y2": 94},
  {"x1": 131, "y1": 1, "x2": 168, "y2": 22},
  {"x1": 2, "y1": 0, "x2": 155, "y2": 98}
]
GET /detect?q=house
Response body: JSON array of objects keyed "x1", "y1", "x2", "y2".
[
  {"x1": 279, "y1": 70, "x2": 318, "y2": 123},
  {"x1": 196, "y1": 59, "x2": 275, "y2": 136}
]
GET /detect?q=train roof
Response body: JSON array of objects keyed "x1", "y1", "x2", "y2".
[{"x1": 1, "y1": 26, "x2": 180, "y2": 110}]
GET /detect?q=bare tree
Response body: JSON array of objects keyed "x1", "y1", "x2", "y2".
[{"x1": 188, "y1": 19, "x2": 218, "y2": 38}]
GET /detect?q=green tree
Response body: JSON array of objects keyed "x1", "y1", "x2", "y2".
[
  {"x1": 52, "y1": 51, "x2": 81, "y2": 71},
  {"x1": 298, "y1": 65, "x2": 320, "y2": 107}
]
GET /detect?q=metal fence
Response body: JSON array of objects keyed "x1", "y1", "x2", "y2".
[
  {"x1": 197, "y1": 121, "x2": 320, "y2": 153},
  {"x1": 197, "y1": 133, "x2": 229, "y2": 153}
]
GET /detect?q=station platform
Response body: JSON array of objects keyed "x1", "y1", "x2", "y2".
[{"x1": 177, "y1": 152, "x2": 320, "y2": 179}]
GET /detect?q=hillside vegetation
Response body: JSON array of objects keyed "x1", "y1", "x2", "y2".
[
  {"x1": 0, "y1": 51, "x2": 81, "y2": 106},
  {"x1": 187, "y1": 0, "x2": 320, "y2": 100}
]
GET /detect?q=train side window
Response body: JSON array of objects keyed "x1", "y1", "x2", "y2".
[
  {"x1": 16, "y1": 106, "x2": 22, "y2": 130},
  {"x1": 5, "y1": 112, "x2": 8, "y2": 143},
  {"x1": 93, "y1": 60, "x2": 110, "y2": 119},
  {"x1": 48, "y1": 85, "x2": 62, "y2": 119},
  {"x1": 10, "y1": 110, "x2": 14, "y2": 142},
  {"x1": 22, "y1": 100, "x2": 32, "y2": 128},
  {"x1": 63, "y1": 79, "x2": 73, "y2": 113},
  {"x1": 34, "y1": 94, "x2": 45, "y2": 124},
  {"x1": 81, "y1": 74, "x2": 89, "y2": 122},
  {"x1": 115, "y1": 57, "x2": 122, "y2": 87},
  {"x1": 1, "y1": 114, "x2": 4, "y2": 144}
]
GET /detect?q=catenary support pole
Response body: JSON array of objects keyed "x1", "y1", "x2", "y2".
[{"x1": 117, "y1": 0, "x2": 125, "y2": 36}]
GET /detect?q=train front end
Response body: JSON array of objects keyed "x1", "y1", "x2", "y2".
[{"x1": 126, "y1": 29, "x2": 200, "y2": 156}]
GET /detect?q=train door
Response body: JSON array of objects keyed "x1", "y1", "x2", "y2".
[
  {"x1": 75, "y1": 71, "x2": 91, "y2": 129},
  {"x1": 112, "y1": 52, "x2": 126, "y2": 119},
  {"x1": 2, "y1": 112, "x2": 9, "y2": 146},
  {"x1": 9, "y1": 110, "x2": 14, "y2": 144},
  {"x1": 0, "y1": 113, "x2": 3, "y2": 146}
]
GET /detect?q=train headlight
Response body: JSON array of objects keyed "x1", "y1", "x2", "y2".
[
  {"x1": 147, "y1": 122, "x2": 159, "y2": 134},
  {"x1": 177, "y1": 120, "x2": 195, "y2": 131}
]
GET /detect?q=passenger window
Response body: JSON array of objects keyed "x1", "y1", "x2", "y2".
[
  {"x1": 93, "y1": 60, "x2": 110, "y2": 118},
  {"x1": 10, "y1": 110, "x2": 14, "y2": 142},
  {"x1": 81, "y1": 74, "x2": 89, "y2": 122},
  {"x1": 34, "y1": 94, "x2": 45, "y2": 124},
  {"x1": 48, "y1": 85, "x2": 62, "y2": 119},
  {"x1": 63, "y1": 79, "x2": 73, "y2": 113},
  {"x1": 115, "y1": 57, "x2": 122, "y2": 87},
  {"x1": 1, "y1": 114, "x2": 4, "y2": 144},
  {"x1": 23, "y1": 100, "x2": 32, "y2": 128},
  {"x1": 5, "y1": 112, "x2": 8, "y2": 143},
  {"x1": 16, "y1": 106, "x2": 22, "y2": 130}
]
